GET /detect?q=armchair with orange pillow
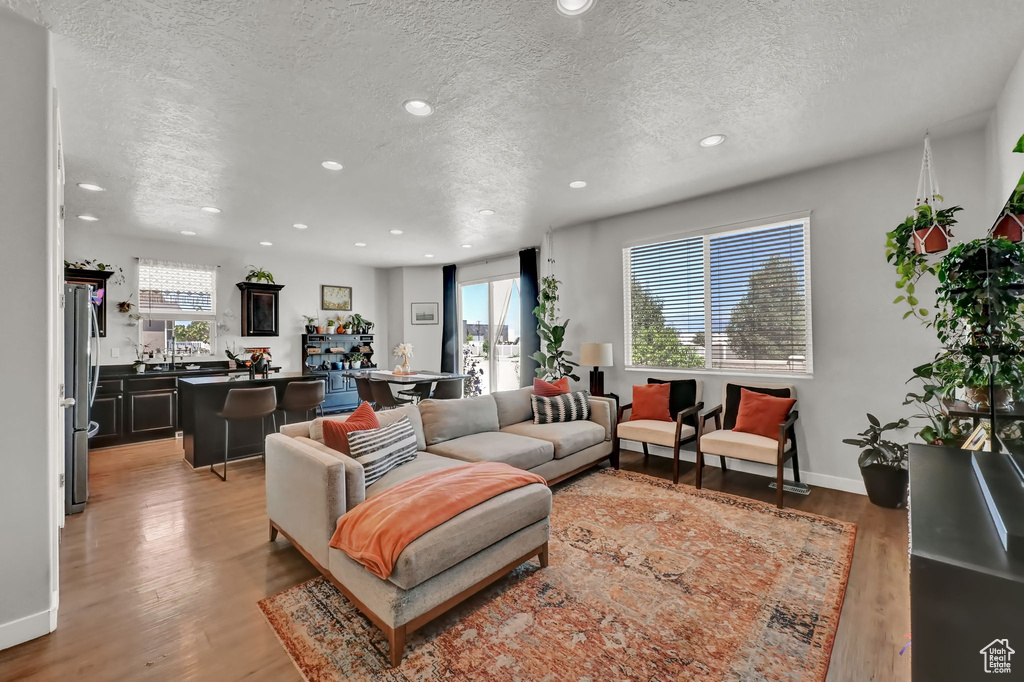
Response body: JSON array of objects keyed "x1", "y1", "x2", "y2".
[
  {"x1": 695, "y1": 382, "x2": 800, "y2": 508},
  {"x1": 614, "y1": 379, "x2": 704, "y2": 484}
]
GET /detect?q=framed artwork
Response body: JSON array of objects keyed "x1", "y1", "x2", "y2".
[
  {"x1": 962, "y1": 423, "x2": 989, "y2": 451},
  {"x1": 321, "y1": 285, "x2": 352, "y2": 311},
  {"x1": 411, "y1": 301, "x2": 439, "y2": 325}
]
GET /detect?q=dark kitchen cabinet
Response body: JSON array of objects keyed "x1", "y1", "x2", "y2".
[
  {"x1": 237, "y1": 281, "x2": 285, "y2": 336},
  {"x1": 125, "y1": 389, "x2": 177, "y2": 439},
  {"x1": 90, "y1": 395, "x2": 122, "y2": 448},
  {"x1": 65, "y1": 267, "x2": 114, "y2": 337}
]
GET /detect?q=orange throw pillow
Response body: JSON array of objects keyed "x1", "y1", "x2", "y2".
[
  {"x1": 534, "y1": 377, "x2": 570, "y2": 397},
  {"x1": 732, "y1": 388, "x2": 796, "y2": 440},
  {"x1": 630, "y1": 383, "x2": 672, "y2": 422},
  {"x1": 322, "y1": 402, "x2": 380, "y2": 455}
]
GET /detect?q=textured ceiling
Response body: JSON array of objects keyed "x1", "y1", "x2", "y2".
[{"x1": 6, "y1": 0, "x2": 1024, "y2": 266}]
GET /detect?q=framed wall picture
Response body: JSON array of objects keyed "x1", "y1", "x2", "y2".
[
  {"x1": 321, "y1": 285, "x2": 353, "y2": 311},
  {"x1": 411, "y1": 301, "x2": 439, "y2": 325}
]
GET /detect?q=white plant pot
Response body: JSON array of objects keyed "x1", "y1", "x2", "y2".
[{"x1": 134, "y1": 364, "x2": 145, "y2": 374}]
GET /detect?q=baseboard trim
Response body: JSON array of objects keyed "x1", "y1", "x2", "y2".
[
  {"x1": 622, "y1": 445, "x2": 866, "y2": 496},
  {"x1": 0, "y1": 606, "x2": 55, "y2": 651}
]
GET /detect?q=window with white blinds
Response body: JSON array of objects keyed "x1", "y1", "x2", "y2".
[
  {"x1": 138, "y1": 259, "x2": 218, "y2": 320},
  {"x1": 623, "y1": 217, "x2": 812, "y2": 375}
]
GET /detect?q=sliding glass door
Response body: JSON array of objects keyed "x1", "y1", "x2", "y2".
[{"x1": 460, "y1": 277, "x2": 521, "y2": 394}]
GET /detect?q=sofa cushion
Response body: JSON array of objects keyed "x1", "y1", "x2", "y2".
[
  {"x1": 347, "y1": 417, "x2": 420, "y2": 487},
  {"x1": 699, "y1": 429, "x2": 790, "y2": 464},
  {"x1": 322, "y1": 401, "x2": 379, "y2": 455},
  {"x1": 617, "y1": 420, "x2": 695, "y2": 448},
  {"x1": 733, "y1": 388, "x2": 796, "y2": 440},
  {"x1": 501, "y1": 420, "x2": 606, "y2": 459},
  {"x1": 426, "y1": 432, "x2": 553, "y2": 470},
  {"x1": 418, "y1": 394, "x2": 499, "y2": 446},
  {"x1": 365, "y1": 452, "x2": 463, "y2": 499},
  {"x1": 531, "y1": 391, "x2": 591, "y2": 424},
  {"x1": 533, "y1": 377, "x2": 569, "y2": 396},
  {"x1": 387, "y1": 483, "x2": 551, "y2": 590},
  {"x1": 492, "y1": 387, "x2": 535, "y2": 429},
  {"x1": 309, "y1": 404, "x2": 427, "y2": 451}
]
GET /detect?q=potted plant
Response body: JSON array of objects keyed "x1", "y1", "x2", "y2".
[
  {"x1": 250, "y1": 350, "x2": 271, "y2": 373},
  {"x1": 302, "y1": 315, "x2": 317, "y2": 335},
  {"x1": 325, "y1": 318, "x2": 337, "y2": 334},
  {"x1": 993, "y1": 183, "x2": 1024, "y2": 242},
  {"x1": 348, "y1": 352, "x2": 363, "y2": 370},
  {"x1": 244, "y1": 265, "x2": 275, "y2": 284},
  {"x1": 886, "y1": 201, "x2": 963, "y2": 321},
  {"x1": 531, "y1": 260, "x2": 580, "y2": 382},
  {"x1": 393, "y1": 342, "x2": 413, "y2": 374},
  {"x1": 116, "y1": 294, "x2": 135, "y2": 314},
  {"x1": 844, "y1": 414, "x2": 911, "y2": 508}
]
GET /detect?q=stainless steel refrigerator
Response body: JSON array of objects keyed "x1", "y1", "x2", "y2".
[{"x1": 64, "y1": 283, "x2": 100, "y2": 514}]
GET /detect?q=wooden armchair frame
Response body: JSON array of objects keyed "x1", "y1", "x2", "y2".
[{"x1": 615, "y1": 401, "x2": 705, "y2": 484}]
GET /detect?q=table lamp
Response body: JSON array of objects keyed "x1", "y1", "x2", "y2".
[{"x1": 580, "y1": 342, "x2": 613, "y2": 396}]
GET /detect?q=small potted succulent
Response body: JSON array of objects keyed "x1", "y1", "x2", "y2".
[
  {"x1": 348, "y1": 352, "x2": 363, "y2": 370},
  {"x1": 325, "y1": 318, "x2": 337, "y2": 334},
  {"x1": 302, "y1": 315, "x2": 317, "y2": 335},
  {"x1": 844, "y1": 414, "x2": 910, "y2": 509}
]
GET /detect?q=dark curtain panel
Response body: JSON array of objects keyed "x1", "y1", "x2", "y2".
[
  {"x1": 441, "y1": 264, "x2": 458, "y2": 373},
  {"x1": 519, "y1": 248, "x2": 541, "y2": 385}
]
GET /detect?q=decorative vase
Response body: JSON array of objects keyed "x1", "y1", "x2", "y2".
[
  {"x1": 860, "y1": 464, "x2": 909, "y2": 509},
  {"x1": 305, "y1": 325, "x2": 316, "y2": 334},
  {"x1": 316, "y1": 326, "x2": 324, "y2": 334},
  {"x1": 401, "y1": 356, "x2": 411, "y2": 374}
]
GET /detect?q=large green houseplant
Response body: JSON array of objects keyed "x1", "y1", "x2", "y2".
[
  {"x1": 844, "y1": 414, "x2": 911, "y2": 508},
  {"x1": 532, "y1": 262, "x2": 580, "y2": 382}
]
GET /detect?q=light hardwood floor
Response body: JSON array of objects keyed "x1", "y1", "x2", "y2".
[{"x1": 0, "y1": 439, "x2": 910, "y2": 681}]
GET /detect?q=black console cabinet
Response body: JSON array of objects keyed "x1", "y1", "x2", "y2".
[
  {"x1": 237, "y1": 281, "x2": 285, "y2": 336},
  {"x1": 909, "y1": 445, "x2": 1024, "y2": 681}
]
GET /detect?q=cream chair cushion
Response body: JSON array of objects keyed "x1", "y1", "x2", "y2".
[
  {"x1": 699, "y1": 429, "x2": 791, "y2": 464},
  {"x1": 617, "y1": 420, "x2": 695, "y2": 448}
]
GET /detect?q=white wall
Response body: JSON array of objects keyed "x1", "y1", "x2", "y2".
[
  {"x1": 987, "y1": 45, "x2": 1024, "y2": 215},
  {"x1": 0, "y1": 9, "x2": 58, "y2": 650},
  {"x1": 552, "y1": 128, "x2": 990, "y2": 492},
  {"x1": 386, "y1": 266, "x2": 444, "y2": 372},
  {"x1": 64, "y1": 231, "x2": 391, "y2": 372}
]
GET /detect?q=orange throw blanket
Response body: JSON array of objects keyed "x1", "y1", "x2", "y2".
[{"x1": 329, "y1": 462, "x2": 546, "y2": 580}]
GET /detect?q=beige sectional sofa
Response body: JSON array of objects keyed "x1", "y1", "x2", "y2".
[{"x1": 265, "y1": 387, "x2": 616, "y2": 665}]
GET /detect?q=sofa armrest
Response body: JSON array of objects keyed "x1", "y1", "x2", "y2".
[
  {"x1": 265, "y1": 433, "x2": 347, "y2": 568},
  {"x1": 587, "y1": 396, "x2": 616, "y2": 441}
]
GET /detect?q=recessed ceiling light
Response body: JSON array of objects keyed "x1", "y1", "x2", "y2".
[
  {"x1": 321, "y1": 160, "x2": 343, "y2": 170},
  {"x1": 403, "y1": 100, "x2": 433, "y2": 116},
  {"x1": 77, "y1": 183, "x2": 104, "y2": 191},
  {"x1": 77, "y1": 215, "x2": 98, "y2": 222},
  {"x1": 180, "y1": 230, "x2": 196, "y2": 236},
  {"x1": 424, "y1": 254, "x2": 435, "y2": 258},
  {"x1": 201, "y1": 206, "x2": 221, "y2": 213},
  {"x1": 354, "y1": 242, "x2": 367, "y2": 247},
  {"x1": 478, "y1": 209, "x2": 495, "y2": 216},
  {"x1": 699, "y1": 134, "x2": 727, "y2": 147},
  {"x1": 461, "y1": 244, "x2": 472, "y2": 249},
  {"x1": 555, "y1": 0, "x2": 594, "y2": 16},
  {"x1": 293, "y1": 223, "x2": 308, "y2": 229},
  {"x1": 569, "y1": 180, "x2": 587, "y2": 189},
  {"x1": 390, "y1": 229, "x2": 404, "y2": 235},
  {"x1": 259, "y1": 241, "x2": 273, "y2": 246}
]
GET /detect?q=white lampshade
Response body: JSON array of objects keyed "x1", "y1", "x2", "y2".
[{"x1": 580, "y1": 342, "x2": 613, "y2": 367}]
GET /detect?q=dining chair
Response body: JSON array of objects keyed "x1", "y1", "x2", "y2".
[
  {"x1": 369, "y1": 379, "x2": 414, "y2": 410},
  {"x1": 431, "y1": 378, "x2": 464, "y2": 400},
  {"x1": 355, "y1": 375, "x2": 376, "y2": 408},
  {"x1": 399, "y1": 382, "x2": 433, "y2": 403}
]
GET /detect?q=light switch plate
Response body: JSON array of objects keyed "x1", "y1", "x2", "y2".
[{"x1": 111, "y1": 347, "x2": 119, "y2": 358}]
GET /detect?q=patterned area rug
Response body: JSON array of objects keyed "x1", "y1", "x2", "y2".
[{"x1": 259, "y1": 469, "x2": 856, "y2": 681}]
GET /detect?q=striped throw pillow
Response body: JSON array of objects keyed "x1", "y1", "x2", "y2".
[
  {"x1": 347, "y1": 416, "x2": 419, "y2": 488},
  {"x1": 531, "y1": 391, "x2": 592, "y2": 424}
]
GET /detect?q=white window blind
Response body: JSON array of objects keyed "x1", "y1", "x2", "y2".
[
  {"x1": 138, "y1": 259, "x2": 218, "y2": 320},
  {"x1": 623, "y1": 218, "x2": 812, "y2": 375}
]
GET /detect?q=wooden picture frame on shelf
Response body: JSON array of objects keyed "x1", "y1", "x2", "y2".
[
  {"x1": 411, "y1": 301, "x2": 439, "y2": 325},
  {"x1": 321, "y1": 285, "x2": 352, "y2": 311},
  {"x1": 962, "y1": 423, "x2": 989, "y2": 451}
]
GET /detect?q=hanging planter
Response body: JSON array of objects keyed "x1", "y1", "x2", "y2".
[
  {"x1": 993, "y1": 213, "x2": 1024, "y2": 243},
  {"x1": 885, "y1": 133, "x2": 963, "y2": 322}
]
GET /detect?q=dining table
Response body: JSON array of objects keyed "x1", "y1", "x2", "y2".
[{"x1": 367, "y1": 370, "x2": 468, "y2": 385}]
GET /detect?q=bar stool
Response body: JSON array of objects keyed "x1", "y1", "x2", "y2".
[
  {"x1": 213, "y1": 386, "x2": 278, "y2": 481},
  {"x1": 279, "y1": 379, "x2": 326, "y2": 424}
]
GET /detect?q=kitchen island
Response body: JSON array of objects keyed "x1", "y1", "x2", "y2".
[{"x1": 179, "y1": 371, "x2": 326, "y2": 468}]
